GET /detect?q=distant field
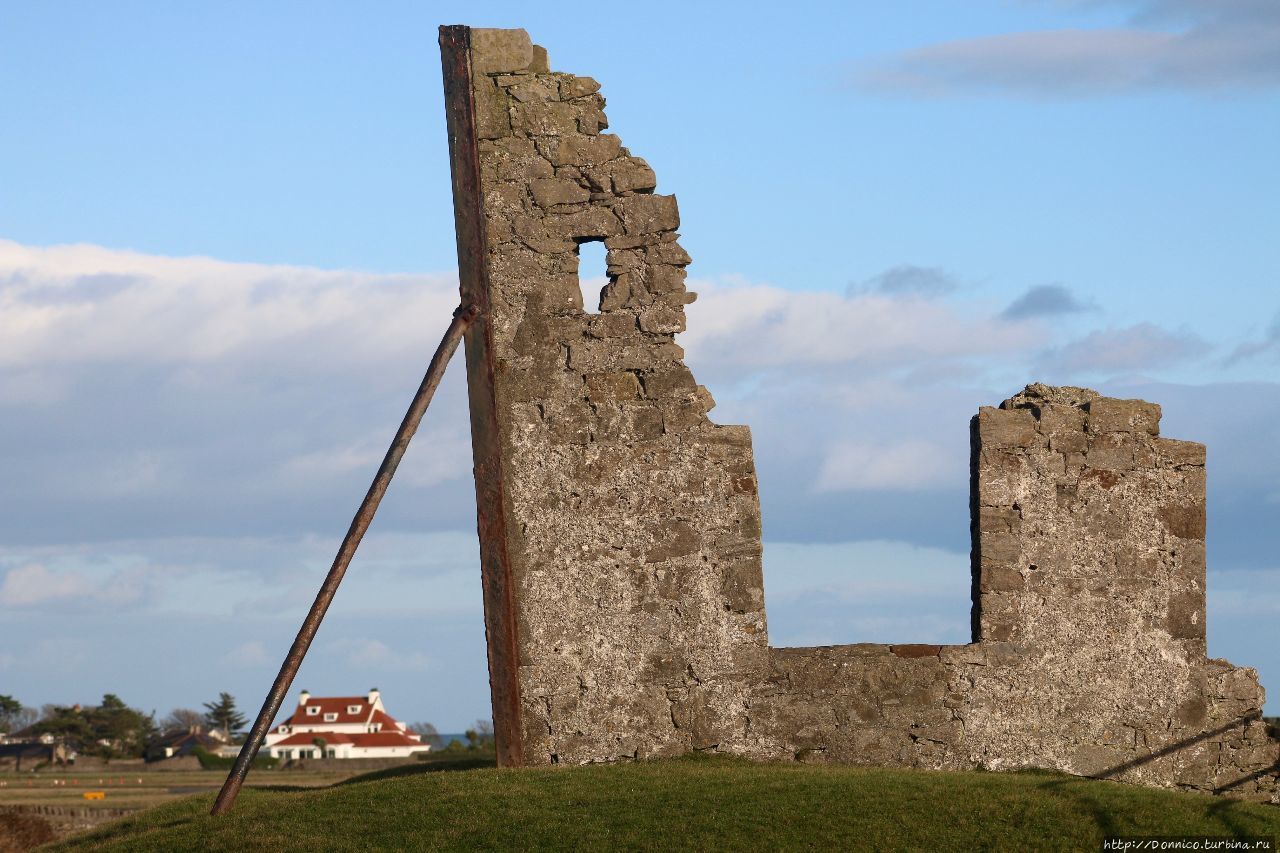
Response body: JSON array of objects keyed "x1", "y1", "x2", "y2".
[
  {"x1": 0, "y1": 765, "x2": 367, "y2": 848},
  {"x1": 0, "y1": 768, "x2": 357, "y2": 812},
  {"x1": 40, "y1": 755, "x2": 1280, "y2": 852}
]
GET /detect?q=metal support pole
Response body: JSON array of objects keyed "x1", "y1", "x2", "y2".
[{"x1": 210, "y1": 301, "x2": 480, "y2": 816}]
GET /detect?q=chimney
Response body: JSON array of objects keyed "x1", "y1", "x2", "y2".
[
  {"x1": 300, "y1": 690, "x2": 311, "y2": 705},
  {"x1": 368, "y1": 687, "x2": 380, "y2": 706}
]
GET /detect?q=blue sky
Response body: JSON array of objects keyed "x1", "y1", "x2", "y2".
[{"x1": 1, "y1": 1, "x2": 1278, "y2": 731}]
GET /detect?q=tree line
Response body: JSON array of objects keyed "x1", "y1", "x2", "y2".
[
  {"x1": 4, "y1": 693, "x2": 494, "y2": 760},
  {"x1": 0, "y1": 692, "x2": 248, "y2": 760}
]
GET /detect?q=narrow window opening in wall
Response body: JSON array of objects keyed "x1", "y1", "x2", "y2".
[{"x1": 576, "y1": 240, "x2": 607, "y2": 313}]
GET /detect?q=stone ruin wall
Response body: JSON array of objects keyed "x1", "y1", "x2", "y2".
[{"x1": 443, "y1": 26, "x2": 1280, "y2": 800}]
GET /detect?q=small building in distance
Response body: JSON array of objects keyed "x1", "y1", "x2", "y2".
[
  {"x1": 146, "y1": 726, "x2": 227, "y2": 762},
  {"x1": 263, "y1": 688, "x2": 429, "y2": 760},
  {"x1": 0, "y1": 741, "x2": 71, "y2": 771}
]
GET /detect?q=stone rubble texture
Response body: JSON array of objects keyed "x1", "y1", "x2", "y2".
[{"x1": 451, "y1": 27, "x2": 1279, "y2": 800}]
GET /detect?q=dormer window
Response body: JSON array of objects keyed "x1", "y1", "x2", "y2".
[
  {"x1": 306, "y1": 706, "x2": 320, "y2": 716},
  {"x1": 347, "y1": 705, "x2": 362, "y2": 715},
  {"x1": 324, "y1": 713, "x2": 338, "y2": 722},
  {"x1": 279, "y1": 725, "x2": 289, "y2": 734}
]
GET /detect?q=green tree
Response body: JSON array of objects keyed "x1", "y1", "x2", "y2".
[
  {"x1": 0, "y1": 697, "x2": 36, "y2": 734},
  {"x1": 312, "y1": 736, "x2": 328, "y2": 758},
  {"x1": 32, "y1": 696, "x2": 154, "y2": 759},
  {"x1": 0, "y1": 695, "x2": 25, "y2": 732},
  {"x1": 203, "y1": 693, "x2": 248, "y2": 740}
]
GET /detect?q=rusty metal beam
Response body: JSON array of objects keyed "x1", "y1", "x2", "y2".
[
  {"x1": 210, "y1": 301, "x2": 479, "y2": 816},
  {"x1": 438, "y1": 24, "x2": 525, "y2": 769}
]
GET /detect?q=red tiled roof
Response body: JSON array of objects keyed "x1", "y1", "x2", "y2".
[
  {"x1": 369, "y1": 710, "x2": 402, "y2": 730},
  {"x1": 349, "y1": 732, "x2": 424, "y2": 748},
  {"x1": 281, "y1": 696, "x2": 374, "y2": 727},
  {"x1": 273, "y1": 730, "x2": 423, "y2": 748}
]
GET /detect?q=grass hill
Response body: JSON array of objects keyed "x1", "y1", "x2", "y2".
[{"x1": 50, "y1": 755, "x2": 1280, "y2": 851}]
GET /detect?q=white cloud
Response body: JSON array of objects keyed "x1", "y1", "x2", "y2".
[
  {"x1": 0, "y1": 563, "x2": 87, "y2": 605},
  {"x1": 856, "y1": 0, "x2": 1280, "y2": 97},
  {"x1": 328, "y1": 637, "x2": 430, "y2": 671},
  {"x1": 281, "y1": 424, "x2": 471, "y2": 489},
  {"x1": 815, "y1": 440, "x2": 958, "y2": 492},
  {"x1": 682, "y1": 276, "x2": 1038, "y2": 372},
  {"x1": 1036, "y1": 322, "x2": 1210, "y2": 373},
  {"x1": 0, "y1": 238, "x2": 458, "y2": 373},
  {"x1": 0, "y1": 562, "x2": 159, "y2": 608},
  {"x1": 222, "y1": 641, "x2": 269, "y2": 668}
]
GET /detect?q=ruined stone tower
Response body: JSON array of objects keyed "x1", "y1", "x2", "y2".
[{"x1": 440, "y1": 26, "x2": 1278, "y2": 799}]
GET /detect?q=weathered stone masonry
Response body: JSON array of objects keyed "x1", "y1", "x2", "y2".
[{"x1": 441, "y1": 26, "x2": 1279, "y2": 799}]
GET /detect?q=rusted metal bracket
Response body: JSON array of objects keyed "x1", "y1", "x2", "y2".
[
  {"x1": 210, "y1": 300, "x2": 479, "y2": 816},
  {"x1": 439, "y1": 24, "x2": 525, "y2": 768}
]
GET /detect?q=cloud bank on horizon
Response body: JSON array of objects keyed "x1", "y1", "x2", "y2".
[
  {"x1": 2, "y1": 238, "x2": 1279, "y2": 726},
  {"x1": 857, "y1": 0, "x2": 1280, "y2": 97}
]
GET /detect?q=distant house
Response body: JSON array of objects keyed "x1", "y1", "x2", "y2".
[
  {"x1": 263, "y1": 688, "x2": 430, "y2": 760},
  {"x1": 0, "y1": 741, "x2": 71, "y2": 770},
  {"x1": 146, "y1": 727, "x2": 227, "y2": 762}
]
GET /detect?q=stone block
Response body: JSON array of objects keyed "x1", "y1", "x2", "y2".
[
  {"x1": 622, "y1": 403, "x2": 664, "y2": 441},
  {"x1": 647, "y1": 264, "x2": 686, "y2": 295},
  {"x1": 977, "y1": 407, "x2": 1038, "y2": 449},
  {"x1": 1175, "y1": 696, "x2": 1208, "y2": 728},
  {"x1": 530, "y1": 177, "x2": 590, "y2": 208},
  {"x1": 976, "y1": 449, "x2": 1025, "y2": 507},
  {"x1": 505, "y1": 76, "x2": 557, "y2": 103},
  {"x1": 642, "y1": 366, "x2": 696, "y2": 399},
  {"x1": 471, "y1": 28, "x2": 534, "y2": 75},
  {"x1": 639, "y1": 302, "x2": 685, "y2": 334},
  {"x1": 511, "y1": 101, "x2": 579, "y2": 136},
  {"x1": 645, "y1": 520, "x2": 701, "y2": 563},
  {"x1": 1087, "y1": 432, "x2": 1135, "y2": 471},
  {"x1": 543, "y1": 404, "x2": 591, "y2": 445},
  {"x1": 585, "y1": 313, "x2": 638, "y2": 338},
  {"x1": 980, "y1": 531, "x2": 1021, "y2": 563},
  {"x1": 559, "y1": 75, "x2": 601, "y2": 99},
  {"x1": 572, "y1": 95, "x2": 608, "y2": 135},
  {"x1": 1087, "y1": 398, "x2": 1161, "y2": 435},
  {"x1": 979, "y1": 505, "x2": 1021, "y2": 534},
  {"x1": 1048, "y1": 430, "x2": 1088, "y2": 455},
  {"x1": 1037, "y1": 403, "x2": 1086, "y2": 436},
  {"x1": 529, "y1": 44, "x2": 550, "y2": 73},
  {"x1": 617, "y1": 194, "x2": 680, "y2": 235},
  {"x1": 546, "y1": 207, "x2": 622, "y2": 240},
  {"x1": 474, "y1": 77, "x2": 511, "y2": 140},
  {"x1": 722, "y1": 557, "x2": 764, "y2": 613},
  {"x1": 1157, "y1": 503, "x2": 1206, "y2": 540},
  {"x1": 511, "y1": 215, "x2": 576, "y2": 254},
  {"x1": 1167, "y1": 590, "x2": 1205, "y2": 640},
  {"x1": 981, "y1": 563, "x2": 1024, "y2": 592},
  {"x1": 497, "y1": 153, "x2": 553, "y2": 181},
  {"x1": 584, "y1": 371, "x2": 641, "y2": 403},
  {"x1": 647, "y1": 241, "x2": 693, "y2": 266},
  {"x1": 1156, "y1": 438, "x2": 1206, "y2": 467},
  {"x1": 612, "y1": 158, "x2": 657, "y2": 193},
  {"x1": 547, "y1": 133, "x2": 622, "y2": 167},
  {"x1": 659, "y1": 397, "x2": 705, "y2": 433}
]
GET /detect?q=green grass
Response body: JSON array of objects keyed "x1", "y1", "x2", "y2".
[{"x1": 48, "y1": 756, "x2": 1280, "y2": 852}]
